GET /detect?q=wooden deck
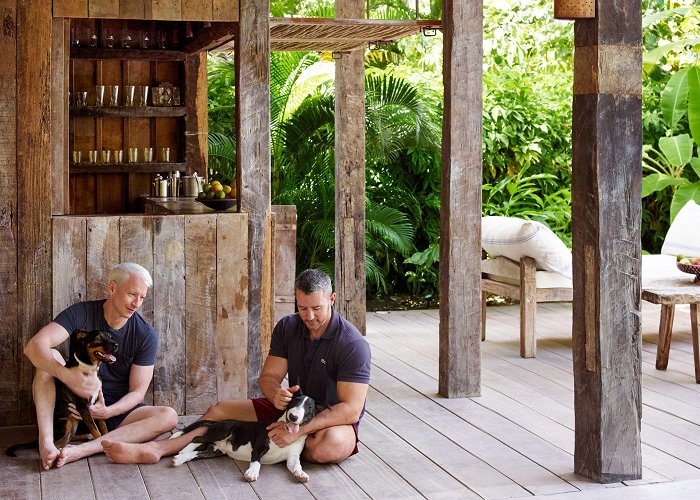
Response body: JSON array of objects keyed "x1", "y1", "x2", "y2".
[{"x1": 5, "y1": 301, "x2": 700, "y2": 499}]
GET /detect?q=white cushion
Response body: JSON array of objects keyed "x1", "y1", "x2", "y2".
[
  {"x1": 481, "y1": 216, "x2": 572, "y2": 278},
  {"x1": 641, "y1": 253, "x2": 687, "y2": 282},
  {"x1": 482, "y1": 256, "x2": 573, "y2": 288},
  {"x1": 660, "y1": 200, "x2": 700, "y2": 257}
]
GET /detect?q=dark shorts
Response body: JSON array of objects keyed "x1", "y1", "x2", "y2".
[
  {"x1": 105, "y1": 402, "x2": 145, "y2": 432},
  {"x1": 251, "y1": 397, "x2": 359, "y2": 456}
]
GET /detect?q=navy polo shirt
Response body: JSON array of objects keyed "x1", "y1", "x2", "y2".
[{"x1": 269, "y1": 308, "x2": 371, "y2": 413}]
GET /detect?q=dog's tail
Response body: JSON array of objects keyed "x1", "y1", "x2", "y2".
[
  {"x1": 5, "y1": 440, "x2": 39, "y2": 457},
  {"x1": 178, "y1": 419, "x2": 219, "y2": 435}
]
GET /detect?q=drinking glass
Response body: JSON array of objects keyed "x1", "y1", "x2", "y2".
[
  {"x1": 94, "y1": 85, "x2": 105, "y2": 107},
  {"x1": 101, "y1": 150, "x2": 111, "y2": 163},
  {"x1": 124, "y1": 85, "x2": 136, "y2": 107},
  {"x1": 142, "y1": 147, "x2": 154, "y2": 162},
  {"x1": 112, "y1": 149, "x2": 123, "y2": 163},
  {"x1": 138, "y1": 85, "x2": 149, "y2": 107},
  {"x1": 128, "y1": 147, "x2": 139, "y2": 163},
  {"x1": 108, "y1": 85, "x2": 119, "y2": 107},
  {"x1": 160, "y1": 147, "x2": 171, "y2": 162}
]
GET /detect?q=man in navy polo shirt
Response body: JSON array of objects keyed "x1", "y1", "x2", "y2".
[{"x1": 103, "y1": 268, "x2": 371, "y2": 465}]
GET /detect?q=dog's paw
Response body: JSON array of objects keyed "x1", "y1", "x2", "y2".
[
  {"x1": 293, "y1": 470, "x2": 309, "y2": 483},
  {"x1": 169, "y1": 431, "x2": 184, "y2": 439},
  {"x1": 172, "y1": 452, "x2": 196, "y2": 466},
  {"x1": 244, "y1": 462, "x2": 261, "y2": 482}
]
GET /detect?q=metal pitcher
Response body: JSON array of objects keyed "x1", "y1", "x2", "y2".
[{"x1": 181, "y1": 174, "x2": 201, "y2": 197}]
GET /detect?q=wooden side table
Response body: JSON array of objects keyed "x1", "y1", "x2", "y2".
[{"x1": 642, "y1": 276, "x2": 700, "y2": 383}]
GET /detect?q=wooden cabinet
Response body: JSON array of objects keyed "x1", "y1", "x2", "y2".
[{"x1": 68, "y1": 19, "x2": 207, "y2": 215}]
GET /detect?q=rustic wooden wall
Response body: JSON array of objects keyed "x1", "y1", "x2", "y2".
[
  {"x1": 334, "y1": 0, "x2": 367, "y2": 335},
  {"x1": 439, "y1": 0, "x2": 483, "y2": 397},
  {"x1": 571, "y1": 1, "x2": 643, "y2": 483},
  {"x1": 52, "y1": 213, "x2": 249, "y2": 415},
  {"x1": 53, "y1": 0, "x2": 239, "y2": 21},
  {"x1": 0, "y1": 0, "x2": 19, "y2": 425}
]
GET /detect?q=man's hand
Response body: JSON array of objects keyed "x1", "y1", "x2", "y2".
[
  {"x1": 266, "y1": 421, "x2": 303, "y2": 447},
  {"x1": 271, "y1": 385, "x2": 300, "y2": 410},
  {"x1": 62, "y1": 365, "x2": 101, "y2": 400},
  {"x1": 88, "y1": 390, "x2": 110, "y2": 420}
]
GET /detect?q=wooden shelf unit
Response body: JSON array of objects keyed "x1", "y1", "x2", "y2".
[{"x1": 68, "y1": 18, "x2": 206, "y2": 215}]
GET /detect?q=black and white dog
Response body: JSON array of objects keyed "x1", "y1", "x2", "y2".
[{"x1": 172, "y1": 391, "x2": 317, "y2": 482}]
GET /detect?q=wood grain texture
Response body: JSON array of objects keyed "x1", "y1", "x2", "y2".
[
  {"x1": 184, "y1": 214, "x2": 217, "y2": 414},
  {"x1": 17, "y1": 0, "x2": 54, "y2": 425},
  {"x1": 89, "y1": 0, "x2": 120, "y2": 18},
  {"x1": 184, "y1": 52, "x2": 208, "y2": 176},
  {"x1": 0, "y1": 0, "x2": 18, "y2": 427},
  {"x1": 236, "y1": 0, "x2": 270, "y2": 396},
  {"x1": 119, "y1": 216, "x2": 155, "y2": 325},
  {"x1": 86, "y1": 216, "x2": 120, "y2": 300},
  {"x1": 152, "y1": 215, "x2": 186, "y2": 413},
  {"x1": 52, "y1": 217, "x2": 87, "y2": 317},
  {"x1": 52, "y1": 18, "x2": 69, "y2": 215},
  {"x1": 334, "y1": 48, "x2": 366, "y2": 335},
  {"x1": 213, "y1": 0, "x2": 238, "y2": 21},
  {"x1": 151, "y1": 0, "x2": 181, "y2": 20},
  {"x1": 439, "y1": 0, "x2": 483, "y2": 397},
  {"x1": 271, "y1": 205, "x2": 296, "y2": 326},
  {"x1": 120, "y1": 0, "x2": 146, "y2": 19},
  {"x1": 53, "y1": 0, "x2": 88, "y2": 18},
  {"x1": 216, "y1": 213, "x2": 249, "y2": 401},
  {"x1": 182, "y1": 0, "x2": 212, "y2": 21},
  {"x1": 571, "y1": 1, "x2": 643, "y2": 479}
]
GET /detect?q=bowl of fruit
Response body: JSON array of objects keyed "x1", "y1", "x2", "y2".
[
  {"x1": 195, "y1": 180, "x2": 237, "y2": 211},
  {"x1": 676, "y1": 255, "x2": 700, "y2": 283}
]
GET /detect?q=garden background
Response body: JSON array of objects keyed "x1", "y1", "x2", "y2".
[{"x1": 205, "y1": 0, "x2": 700, "y2": 308}]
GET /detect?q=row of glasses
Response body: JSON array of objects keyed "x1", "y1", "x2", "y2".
[
  {"x1": 72, "y1": 147, "x2": 172, "y2": 164},
  {"x1": 71, "y1": 27, "x2": 170, "y2": 50},
  {"x1": 72, "y1": 85, "x2": 149, "y2": 107}
]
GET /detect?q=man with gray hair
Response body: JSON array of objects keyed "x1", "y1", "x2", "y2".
[
  {"x1": 23, "y1": 262, "x2": 178, "y2": 470},
  {"x1": 103, "y1": 268, "x2": 371, "y2": 466}
]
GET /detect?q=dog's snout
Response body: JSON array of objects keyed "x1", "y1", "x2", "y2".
[{"x1": 289, "y1": 413, "x2": 299, "y2": 422}]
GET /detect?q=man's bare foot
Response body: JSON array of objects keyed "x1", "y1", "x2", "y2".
[
  {"x1": 39, "y1": 442, "x2": 60, "y2": 470},
  {"x1": 102, "y1": 440, "x2": 161, "y2": 464},
  {"x1": 55, "y1": 444, "x2": 88, "y2": 468}
]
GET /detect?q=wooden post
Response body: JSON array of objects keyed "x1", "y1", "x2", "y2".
[
  {"x1": 0, "y1": 0, "x2": 18, "y2": 426},
  {"x1": 334, "y1": 1, "x2": 366, "y2": 334},
  {"x1": 16, "y1": 0, "x2": 54, "y2": 424},
  {"x1": 439, "y1": 0, "x2": 483, "y2": 397},
  {"x1": 236, "y1": 0, "x2": 271, "y2": 396},
  {"x1": 184, "y1": 52, "x2": 208, "y2": 177},
  {"x1": 571, "y1": 1, "x2": 643, "y2": 482}
]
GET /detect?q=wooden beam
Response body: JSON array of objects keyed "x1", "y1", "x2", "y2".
[
  {"x1": 236, "y1": 0, "x2": 271, "y2": 396},
  {"x1": 571, "y1": 2, "x2": 643, "y2": 482},
  {"x1": 16, "y1": 0, "x2": 54, "y2": 425},
  {"x1": 184, "y1": 51, "x2": 208, "y2": 176},
  {"x1": 335, "y1": 0, "x2": 366, "y2": 335},
  {"x1": 439, "y1": 0, "x2": 483, "y2": 397},
  {"x1": 182, "y1": 22, "x2": 236, "y2": 53},
  {"x1": 0, "y1": 0, "x2": 18, "y2": 426}
]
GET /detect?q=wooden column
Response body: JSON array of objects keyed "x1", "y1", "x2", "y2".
[
  {"x1": 236, "y1": 0, "x2": 271, "y2": 396},
  {"x1": 438, "y1": 0, "x2": 483, "y2": 397},
  {"x1": 15, "y1": 0, "x2": 55, "y2": 424},
  {"x1": 334, "y1": 1, "x2": 366, "y2": 334},
  {"x1": 184, "y1": 51, "x2": 208, "y2": 176},
  {"x1": 0, "y1": 0, "x2": 19, "y2": 426},
  {"x1": 571, "y1": 1, "x2": 643, "y2": 482}
]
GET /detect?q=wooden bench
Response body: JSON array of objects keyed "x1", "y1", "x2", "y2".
[{"x1": 481, "y1": 256, "x2": 573, "y2": 358}]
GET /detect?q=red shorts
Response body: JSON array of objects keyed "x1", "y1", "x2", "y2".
[{"x1": 251, "y1": 397, "x2": 359, "y2": 456}]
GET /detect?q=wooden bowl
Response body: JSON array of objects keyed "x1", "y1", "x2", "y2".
[
  {"x1": 195, "y1": 198, "x2": 237, "y2": 211},
  {"x1": 676, "y1": 262, "x2": 700, "y2": 283}
]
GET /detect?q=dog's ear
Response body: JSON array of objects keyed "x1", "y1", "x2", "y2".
[{"x1": 75, "y1": 329, "x2": 88, "y2": 341}]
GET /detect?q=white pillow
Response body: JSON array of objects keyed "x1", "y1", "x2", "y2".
[
  {"x1": 660, "y1": 200, "x2": 700, "y2": 257},
  {"x1": 481, "y1": 216, "x2": 572, "y2": 278}
]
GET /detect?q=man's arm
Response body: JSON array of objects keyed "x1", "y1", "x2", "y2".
[
  {"x1": 259, "y1": 355, "x2": 294, "y2": 410},
  {"x1": 302, "y1": 381, "x2": 368, "y2": 434},
  {"x1": 24, "y1": 321, "x2": 100, "y2": 400},
  {"x1": 90, "y1": 364, "x2": 154, "y2": 420}
]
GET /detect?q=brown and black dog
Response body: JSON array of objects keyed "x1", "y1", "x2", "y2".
[{"x1": 5, "y1": 329, "x2": 118, "y2": 456}]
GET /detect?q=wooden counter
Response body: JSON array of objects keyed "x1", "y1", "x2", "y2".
[
  {"x1": 51, "y1": 207, "x2": 297, "y2": 415},
  {"x1": 144, "y1": 196, "x2": 237, "y2": 215}
]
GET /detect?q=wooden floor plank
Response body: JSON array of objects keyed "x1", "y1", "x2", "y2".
[
  {"x1": 89, "y1": 455, "x2": 149, "y2": 499},
  {"x1": 186, "y1": 456, "x2": 265, "y2": 499},
  {"x1": 41, "y1": 458, "x2": 96, "y2": 500},
  {"x1": 1, "y1": 426, "x2": 42, "y2": 500},
  {"x1": 139, "y1": 459, "x2": 205, "y2": 499}
]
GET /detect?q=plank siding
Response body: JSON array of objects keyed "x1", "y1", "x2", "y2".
[
  {"x1": 53, "y1": 0, "x2": 88, "y2": 18},
  {"x1": 152, "y1": 216, "x2": 186, "y2": 412},
  {"x1": 17, "y1": 0, "x2": 54, "y2": 426},
  {"x1": 50, "y1": 214, "x2": 252, "y2": 413},
  {"x1": 0, "y1": 0, "x2": 18, "y2": 426},
  {"x1": 571, "y1": 2, "x2": 643, "y2": 482},
  {"x1": 236, "y1": 0, "x2": 271, "y2": 396},
  {"x1": 89, "y1": 0, "x2": 120, "y2": 18},
  {"x1": 334, "y1": 0, "x2": 366, "y2": 335},
  {"x1": 51, "y1": 18, "x2": 69, "y2": 215},
  {"x1": 151, "y1": 0, "x2": 181, "y2": 21},
  {"x1": 439, "y1": 0, "x2": 483, "y2": 397},
  {"x1": 184, "y1": 215, "x2": 217, "y2": 414},
  {"x1": 271, "y1": 205, "x2": 296, "y2": 326},
  {"x1": 216, "y1": 213, "x2": 249, "y2": 401}
]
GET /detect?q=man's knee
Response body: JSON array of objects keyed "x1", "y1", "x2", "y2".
[
  {"x1": 303, "y1": 428, "x2": 355, "y2": 464},
  {"x1": 155, "y1": 406, "x2": 179, "y2": 430}
]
